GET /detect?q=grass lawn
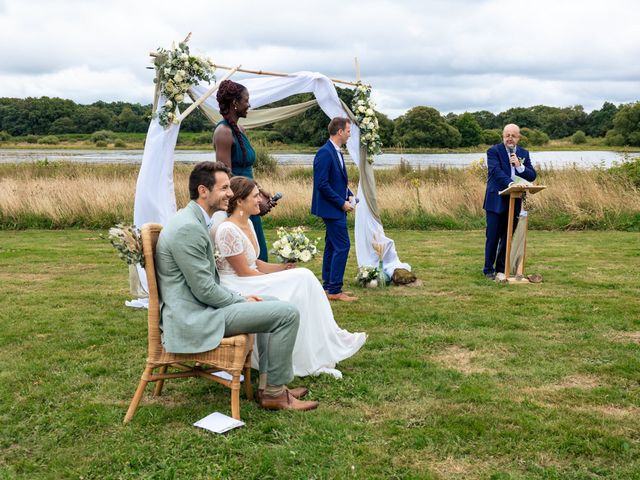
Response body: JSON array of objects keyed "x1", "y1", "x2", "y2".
[{"x1": 1, "y1": 229, "x2": 639, "y2": 479}]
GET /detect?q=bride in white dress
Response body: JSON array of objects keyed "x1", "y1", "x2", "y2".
[{"x1": 211, "y1": 176, "x2": 366, "y2": 379}]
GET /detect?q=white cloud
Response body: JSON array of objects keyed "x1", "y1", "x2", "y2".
[{"x1": 0, "y1": 0, "x2": 638, "y2": 117}]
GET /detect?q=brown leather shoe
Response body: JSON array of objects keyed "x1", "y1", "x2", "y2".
[
  {"x1": 327, "y1": 292, "x2": 358, "y2": 301},
  {"x1": 256, "y1": 386, "x2": 308, "y2": 403},
  {"x1": 259, "y1": 390, "x2": 319, "y2": 411},
  {"x1": 325, "y1": 290, "x2": 353, "y2": 296},
  {"x1": 287, "y1": 386, "x2": 309, "y2": 398}
]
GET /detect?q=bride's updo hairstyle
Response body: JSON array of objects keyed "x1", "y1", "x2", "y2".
[
  {"x1": 227, "y1": 176, "x2": 257, "y2": 214},
  {"x1": 216, "y1": 80, "x2": 248, "y2": 166}
]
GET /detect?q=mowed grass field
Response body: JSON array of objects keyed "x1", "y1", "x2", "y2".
[{"x1": 1, "y1": 228, "x2": 639, "y2": 479}]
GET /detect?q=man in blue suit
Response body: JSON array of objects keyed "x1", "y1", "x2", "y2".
[
  {"x1": 311, "y1": 117, "x2": 358, "y2": 301},
  {"x1": 483, "y1": 124, "x2": 537, "y2": 279}
]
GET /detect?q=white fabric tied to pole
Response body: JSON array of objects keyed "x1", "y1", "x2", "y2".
[
  {"x1": 131, "y1": 97, "x2": 180, "y2": 295},
  {"x1": 133, "y1": 71, "x2": 410, "y2": 298}
]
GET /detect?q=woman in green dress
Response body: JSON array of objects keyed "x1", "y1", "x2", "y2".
[{"x1": 213, "y1": 80, "x2": 274, "y2": 261}]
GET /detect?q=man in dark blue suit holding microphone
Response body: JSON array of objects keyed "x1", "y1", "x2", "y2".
[
  {"x1": 483, "y1": 124, "x2": 537, "y2": 279},
  {"x1": 311, "y1": 117, "x2": 358, "y2": 301}
]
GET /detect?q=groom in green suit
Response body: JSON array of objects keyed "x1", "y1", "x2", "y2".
[{"x1": 155, "y1": 161, "x2": 318, "y2": 411}]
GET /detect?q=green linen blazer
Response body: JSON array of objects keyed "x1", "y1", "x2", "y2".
[{"x1": 155, "y1": 201, "x2": 246, "y2": 353}]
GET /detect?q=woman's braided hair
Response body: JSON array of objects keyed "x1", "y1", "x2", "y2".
[{"x1": 217, "y1": 80, "x2": 248, "y2": 167}]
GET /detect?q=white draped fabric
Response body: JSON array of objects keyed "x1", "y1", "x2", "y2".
[{"x1": 133, "y1": 71, "x2": 409, "y2": 296}]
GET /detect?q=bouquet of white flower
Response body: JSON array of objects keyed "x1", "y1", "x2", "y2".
[
  {"x1": 270, "y1": 226, "x2": 319, "y2": 263},
  {"x1": 154, "y1": 39, "x2": 216, "y2": 127},
  {"x1": 351, "y1": 81, "x2": 382, "y2": 164},
  {"x1": 106, "y1": 224, "x2": 144, "y2": 266},
  {"x1": 355, "y1": 265, "x2": 380, "y2": 288}
]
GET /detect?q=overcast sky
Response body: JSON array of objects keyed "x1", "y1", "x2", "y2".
[{"x1": 1, "y1": 0, "x2": 638, "y2": 118}]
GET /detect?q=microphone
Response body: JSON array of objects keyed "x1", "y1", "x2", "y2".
[
  {"x1": 271, "y1": 192, "x2": 283, "y2": 203},
  {"x1": 507, "y1": 145, "x2": 516, "y2": 165}
]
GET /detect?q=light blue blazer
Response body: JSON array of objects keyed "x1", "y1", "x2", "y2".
[{"x1": 155, "y1": 201, "x2": 246, "y2": 353}]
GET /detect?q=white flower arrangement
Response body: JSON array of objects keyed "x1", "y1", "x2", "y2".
[
  {"x1": 351, "y1": 82, "x2": 383, "y2": 164},
  {"x1": 355, "y1": 265, "x2": 380, "y2": 288},
  {"x1": 270, "y1": 226, "x2": 320, "y2": 263},
  {"x1": 105, "y1": 224, "x2": 144, "y2": 266},
  {"x1": 153, "y1": 41, "x2": 216, "y2": 127}
]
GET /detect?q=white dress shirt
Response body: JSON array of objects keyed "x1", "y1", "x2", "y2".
[
  {"x1": 505, "y1": 144, "x2": 526, "y2": 181},
  {"x1": 330, "y1": 139, "x2": 345, "y2": 169},
  {"x1": 197, "y1": 204, "x2": 213, "y2": 228}
]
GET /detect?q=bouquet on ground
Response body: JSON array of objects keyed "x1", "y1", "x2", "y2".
[
  {"x1": 105, "y1": 224, "x2": 144, "y2": 267},
  {"x1": 270, "y1": 227, "x2": 320, "y2": 263},
  {"x1": 355, "y1": 265, "x2": 380, "y2": 288}
]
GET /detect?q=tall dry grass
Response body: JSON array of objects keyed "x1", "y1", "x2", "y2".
[{"x1": 0, "y1": 162, "x2": 638, "y2": 230}]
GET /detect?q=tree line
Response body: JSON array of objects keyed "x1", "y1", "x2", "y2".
[{"x1": 1, "y1": 91, "x2": 639, "y2": 147}]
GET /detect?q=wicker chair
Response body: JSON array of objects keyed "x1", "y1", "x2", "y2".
[{"x1": 124, "y1": 223, "x2": 253, "y2": 423}]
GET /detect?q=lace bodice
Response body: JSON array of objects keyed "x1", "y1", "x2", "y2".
[{"x1": 213, "y1": 221, "x2": 259, "y2": 276}]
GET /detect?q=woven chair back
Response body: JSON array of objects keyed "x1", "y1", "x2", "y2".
[{"x1": 140, "y1": 223, "x2": 164, "y2": 358}]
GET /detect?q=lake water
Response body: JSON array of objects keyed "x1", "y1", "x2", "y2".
[{"x1": 0, "y1": 148, "x2": 637, "y2": 168}]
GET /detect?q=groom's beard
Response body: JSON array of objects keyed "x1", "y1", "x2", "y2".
[{"x1": 212, "y1": 199, "x2": 229, "y2": 213}]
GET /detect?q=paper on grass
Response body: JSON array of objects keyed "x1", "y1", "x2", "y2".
[
  {"x1": 193, "y1": 412, "x2": 244, "y2": 434},
  {"x1": 125, "y1": 298, "x2": 149, "y2": 309},
  {"x1": 212, "y1": 371, "x2": 244, "y2": 382}
]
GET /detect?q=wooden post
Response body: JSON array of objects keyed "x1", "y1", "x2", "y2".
[
  {"x1": 151, "y1": 68, "x2": 161, "y2": 115},
  {"x1": 149, "y1": 53, "x2": 366, "y2": 87},
  {"x1": 498, "y1": 184, "x2": 546, "y2": 284},
  {"x1": 176, "y1": 65, "x2": 241, "y2": 123},
  {"x1": 516, "y1": 215, "x2": 528, "y2": 277},
  {"x1": 503, "y1": 192, "x2": 520, "y2": 279}
]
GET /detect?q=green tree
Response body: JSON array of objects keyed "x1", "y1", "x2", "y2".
[
  {"x1": 471, "y1": 110, "x2": 499, "y2": 129},
  {"x1": 586, "y1": 102, "x2": 619, "y2": 137},
  {"x1": 375, "y1": 111, "x2": 394, "y2": 147},
  {"x1": 520, "y1": 128, "x2": 549, "y2": 146},
  {"x1": 453, "y1": 112, "x2": 483, "y2": 147},
  {"x1": 393, "y1": 106, "x2": 461, "y2": 148},
  {"x1": 604, "y1": 130, "x2": 626, "y2": 146},
  {"x1": 179, "y1": 104, "x2": 214, "y2": 132},
  {"x1": 606, "y1": 102, "x2": 640, "y2": 146},
  {"x1": 49, "y1": 117, "x2": 76, "y2": 134},
  {"x1": 114, "y1": 106, "x2": 147, "y2": 132},
  {"x1": 571, "y1": 130, "x2": 587, "y2": 144},
  {"x1": 497, "y1": 107, "x2": 543, "y2": 130},
  {"x1": 0, "y1": 97, "x2": 76, "y2": 135},
  {"x1": 482, "y1": 129, "x2": 501, "y2": 145},
  {"x1": 540, "y1": 106, "x2": 588, "y2": 139},
  {"x1": 72, "y1": 106, "x2": 114, "y2": 133}
]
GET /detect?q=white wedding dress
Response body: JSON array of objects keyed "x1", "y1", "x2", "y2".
[{"x1": 212, "y1": 221, "x2": 366, "y2": 378}]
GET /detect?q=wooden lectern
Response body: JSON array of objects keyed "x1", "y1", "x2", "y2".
[{"x1": 498, "y1": 184, "x2": 546, "y2": 284}]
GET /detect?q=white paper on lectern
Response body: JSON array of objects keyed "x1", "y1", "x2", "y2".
[{"x1": 193, "y1": 412, "x2": 245, "y2": 434}]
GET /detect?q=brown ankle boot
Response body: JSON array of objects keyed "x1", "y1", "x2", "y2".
[{"x1": 259, "y1": 390, "x2": 319, "y2": 411}]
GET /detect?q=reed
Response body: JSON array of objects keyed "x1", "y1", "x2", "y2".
[{"x1": 0, "y1": 162, "x2": 638, "y2": 230}]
